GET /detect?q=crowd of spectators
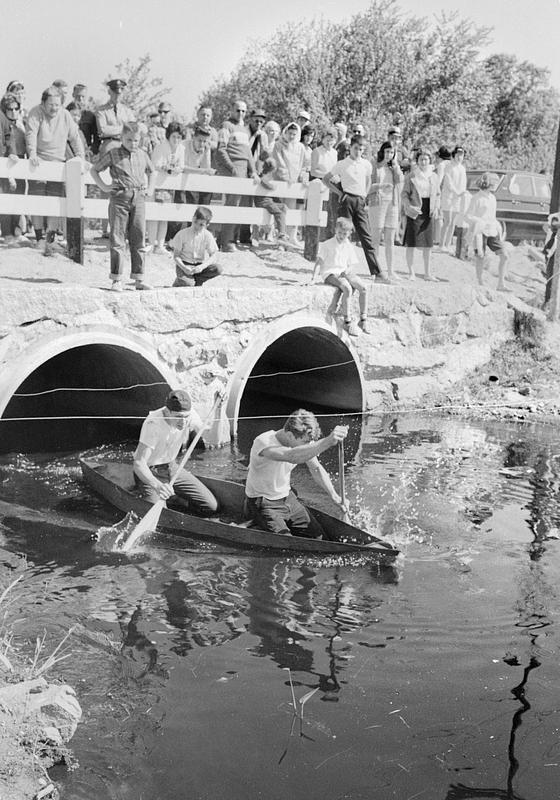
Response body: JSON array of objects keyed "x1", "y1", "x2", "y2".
[{"x1": 0, "y1": 76, "x2": 512, "y2": 291}]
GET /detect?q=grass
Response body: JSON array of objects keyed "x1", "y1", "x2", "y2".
[{"x1": 0, "y1": 569, "x2": 77, "y2": 799}]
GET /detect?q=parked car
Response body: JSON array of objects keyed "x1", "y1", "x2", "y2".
[{"x1": 466, "y1": 170, "x2": 552, "y2": 244}]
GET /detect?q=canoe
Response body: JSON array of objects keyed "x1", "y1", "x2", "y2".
[{"x1": 79, "y1": 459, "x2": 399, "y2": 557}]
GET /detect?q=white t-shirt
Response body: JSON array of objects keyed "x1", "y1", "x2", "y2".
[
  {"x1": 331, "y1": 156, "x2": 372, "y2": 197},
  {"x1": 134, "y1": 407, "x2": 203, "y2": 466},
  {"x1": 245, "y1": 430, "x2": 296, "y2": 500},
  {"x1": 172, "y1": 227, "x2": 218, "y2": 263},
  {"x1": 317, "y1": 237, "x2": 359, "y2": 279},
  {"x1": 467, "y1": 192, "x2": 500, "y2": 237},
  {"x1": 310, "y1": 145, "x2": 337, "y2": 178}
]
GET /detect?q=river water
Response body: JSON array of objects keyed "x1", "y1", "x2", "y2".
[{"x1": 1, "y1": 412, "x2": 560, "y2": 800}]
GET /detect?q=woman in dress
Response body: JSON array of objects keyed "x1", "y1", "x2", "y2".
[
  {"x1": 402, "y1": 148, "x2": 440, "y2": 281},
  {"x1": 368, "y1": 140, "x2": 403, "y2": 281},
  {"x1": 148, "y1": 121, "x2": 185, "y2": 253},
  {"x1": 440, "y1": 145, "x2": 467, "y2": 252}
]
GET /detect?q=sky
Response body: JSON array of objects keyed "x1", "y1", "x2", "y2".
[{"x1": 3, "y1": 0, "x2": 560, "y2": 118}]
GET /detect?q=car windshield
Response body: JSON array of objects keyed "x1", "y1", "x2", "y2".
[
  {"x1": 534, "y1": 176, "x2": 551, "y2": 200},
  {"x1": 509, "y1": 174, "x2": 534, "y2": 196}
]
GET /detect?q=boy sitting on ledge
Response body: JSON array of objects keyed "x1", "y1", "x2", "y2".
[
  {"x1": 310, "y1": 217, "x2": 369, "y2": 336},
  {"x1": 171, "y1": 206, "x2": 223, "y2": 287}
]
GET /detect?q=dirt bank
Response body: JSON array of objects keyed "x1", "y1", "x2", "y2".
[{"x1": 429, "y1": 314, "x2": 560, "y2": 424}]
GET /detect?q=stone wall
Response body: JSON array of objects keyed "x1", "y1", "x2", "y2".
[{"x1": 0, "y1": 281, "x2": 528, "y2": 427}]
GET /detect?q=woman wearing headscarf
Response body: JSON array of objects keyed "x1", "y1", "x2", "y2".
[{"x1": 272, "y1": 122, "x2": 306, "y2": 247}]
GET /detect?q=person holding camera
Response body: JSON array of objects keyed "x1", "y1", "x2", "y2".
[{"x1": 368, "y1": 140, "x2": 403, "y2": 281}]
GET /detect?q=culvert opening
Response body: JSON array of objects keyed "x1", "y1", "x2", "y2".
[
  {"x1": 1, "y1": 344, "x2": 170, "y2": 454},
  {"x1": 237, "y1": 327, "x2": 363, "y2": 457}
]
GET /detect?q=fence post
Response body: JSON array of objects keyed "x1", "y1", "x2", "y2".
[
  {"x1": 65, "y1": 157, "x2": 84, "y2": 264},
  {"x1": 303, "y1": 179, "x2": 324, "y2": 262}
]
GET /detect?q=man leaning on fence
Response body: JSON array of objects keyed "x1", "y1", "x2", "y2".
[{"x1": 25, "y1": 85, "x2": 84, "y2": 256}]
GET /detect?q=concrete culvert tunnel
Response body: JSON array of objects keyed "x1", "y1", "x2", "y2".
[
  {"x1": 1, "y1": 343, "x2": 171, "y2": 454},
  {"x1": 236, "y1": 326, "x2": 364, "y2": 457}
]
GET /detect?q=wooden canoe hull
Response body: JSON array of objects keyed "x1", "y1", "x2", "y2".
[{"x1": 79, "y1": 459, "x2": 399, "y2": 557}]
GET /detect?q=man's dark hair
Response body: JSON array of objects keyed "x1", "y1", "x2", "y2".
[
  {"x1": 350, "y1": 134, "x2": 365, "y2": 148},
  {"x1": 193, "y1": 206, "x2": 213, "y2": 223},
  {"x1": 283, "y1": 409, "x2": 321, "y2": 441},
  {"x1": 41, "y1": 86, "x2": 62, "y2": 103},
  {"x1": 73, "y1": 83, "x2": 87, "y2": 93}
]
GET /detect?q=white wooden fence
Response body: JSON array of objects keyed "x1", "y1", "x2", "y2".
[{"x1": 0, "y1": 157, "x2": 328, "y2": 264}]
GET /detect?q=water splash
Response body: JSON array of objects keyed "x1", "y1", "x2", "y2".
[{"x1": 92, "y1": 511, "x2": 143, "y2": 552}]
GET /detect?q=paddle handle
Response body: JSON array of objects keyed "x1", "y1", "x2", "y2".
[
  {"x1": 338, "y1": 439, "x2": 346, "y2": 509},
  {"x1": 168, "y1": 392, "x2": 223, "y2": 489}
]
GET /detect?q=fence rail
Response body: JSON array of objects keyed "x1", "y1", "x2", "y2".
[{"x1": 0, "y1": 157, "x2": 328, "y2": 264}]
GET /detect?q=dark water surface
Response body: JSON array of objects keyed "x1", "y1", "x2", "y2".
[{"x1": 1, "y1": 413, "x2": 560, "y2": 799}]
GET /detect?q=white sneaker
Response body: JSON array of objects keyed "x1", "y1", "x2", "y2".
[{"x1": 111, "y1": 281, "x2": 123, "y2": 292}]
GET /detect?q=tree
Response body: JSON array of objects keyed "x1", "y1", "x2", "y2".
[
  {"x1": 198, "y1": 0, "x2": 559, "y2": 171},
  {"x1": 105, "y1": 54, "x2": 171, "y2": 119},
  {"x1": 484, "y1": 54, "x2": 560, "y2": 172}
]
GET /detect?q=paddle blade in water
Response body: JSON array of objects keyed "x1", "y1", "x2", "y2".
[{"x1": 120, "y1": 500, "x2": 165, "y2": 552}]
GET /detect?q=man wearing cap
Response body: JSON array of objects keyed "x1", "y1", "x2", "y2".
[
  {"x1": 96, "y1": 79, "x2": 135, "y2": 158},
  {"x1": 297, "y1": 109, "x2": 311, "y2": 129},
  {"x1": 133, "y1": 389, "x2": 219, "y2": 515},
  {"x1": 157, "y1": 101, "x2": 173, "y2": 137},
  {"x1": 387, "y1": 125, "x2": 410, "y2": 172},
  {"x1": 96, "y1": 79, "x2": 135, "y2": 237},
  {"x1": 238, "y1": 107, "x2": 268, "y2": 245}
]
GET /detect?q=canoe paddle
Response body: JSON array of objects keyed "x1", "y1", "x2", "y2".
[
  {"x1": 119, "y1": 392, "x2": 225, "y2": 552},
  {"x1": 338, "y1": 439, "x2": 350, "y2": 524}
]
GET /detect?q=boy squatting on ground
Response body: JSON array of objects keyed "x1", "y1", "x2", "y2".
[
  {"x1": 310, "y1": 217, "x2": 369, "y2": 336},
  {"x1": 90, "y1": 121, "x2": 155, "y2": 291},
  {"x1": 171, "y1": 206, "x2": 223, "y2": 287}
]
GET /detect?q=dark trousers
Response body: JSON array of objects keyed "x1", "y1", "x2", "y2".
[
  {"x1": 173, "y1": 260, "x2": 223, "y2": 287},
  {"x1": 109, "y1": 189, "x2": 145, "y2": 280},
  {"x1": 254, "y1": 196, "x2": 287, "y2": 237},
  {"x1": 222, "y1": 192, "x2": 243, "y2": 247},
  {"x1": 135, "y1": 465, "x2": 218, "y2": 515},
  {"x1": 245, "y1": 490, "x2": 325, "y2": 538},
  {"x1": 338, "y1": 192, "x2": 380, "y2": 275}
]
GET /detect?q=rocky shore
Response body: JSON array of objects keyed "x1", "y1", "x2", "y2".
[{"x1": 0, "y1": 565, "x2": 82, "y2": 800}]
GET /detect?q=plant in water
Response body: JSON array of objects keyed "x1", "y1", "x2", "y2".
[{"x1": 283, "y1": 667, "x2": 319, "y2": 720}]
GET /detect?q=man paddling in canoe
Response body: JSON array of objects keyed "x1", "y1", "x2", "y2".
[
  {"x1": 245, "y1": 409, "x2": 348, "y2": 538},
  {"x1": 133, "y1": 389, "x2": 219, "y2": 515}
]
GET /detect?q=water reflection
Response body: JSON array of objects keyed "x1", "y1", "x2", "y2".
[
  {"x1": 245, "y1": 558, "x2": 398, "y2": 694},
  {"x1": 162, "y1": 558, "x2": 249, "y2": 654}
]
